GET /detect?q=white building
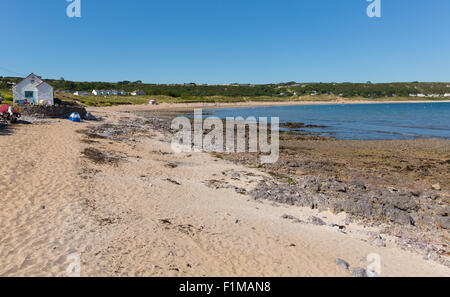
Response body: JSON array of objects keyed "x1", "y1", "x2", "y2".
[
  {"x1": 13, "y1": 73, "x2": 54, "y2": 105},
  {"x1": 444, "y1": 93, "x2": 450, "y2": 97},
  {"x1": 93, "y1": 90, "x2": 109, "y2": 96},
  {"x1": 131, "y1": 90, "x2": 146, "y2": 96},
  {"x1": 74, "y1": 91, "x2": 91, "y2": 96}
]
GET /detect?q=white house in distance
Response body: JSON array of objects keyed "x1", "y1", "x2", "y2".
[
  {"x1": 92, "y1": 89, "x2": 128, "y2": 96},
  {"x1": 131, "y1": 90, "x2": 146, "y2": 96},
  {"x1": 13, "y1": 73, "x2": 54, "y2": 105},
  {"x1": 74, "y1": 91, "x2": 91, "y2": 96}
]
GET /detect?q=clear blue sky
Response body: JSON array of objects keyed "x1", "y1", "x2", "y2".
[{"x1": 1, "y1": 0, "x2": 449, "y2": 84}]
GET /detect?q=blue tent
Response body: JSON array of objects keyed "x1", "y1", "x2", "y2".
[{"x1": 69, "y1": 112, "x2": 81, "y2": 122}]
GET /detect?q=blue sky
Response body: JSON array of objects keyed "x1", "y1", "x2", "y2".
[{"x1": 1, "y1": 0, "x2": 449, "y2": 84}]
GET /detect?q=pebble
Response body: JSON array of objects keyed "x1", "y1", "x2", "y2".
[
  {"x1": 372, "y1": 236, "x2": 386, "y2": 248},
  {"x1": 307, "y1": 216, "x2": 326, "y2": 226},
  {"x1": 366, "y1": 269, "x2": 380, "y2": 277},
  {"x1": 410, "y1": 191, "x2": 421, "y2": 197},
  {"x1": 435, "y1": 216, "x2": 450, "y2": 230},
  {"x1": 335, "y1": 258, "x2": 350, "y2": 270},
  {"x1": 431, "y1": 184, "x2": 441, "y2": 191},
  {"x1": 281, "y1": 214, "x2": 297, "y2": 220},
  {"x1": 352, "y1": 267, "x2": 368, "y2": 277}
]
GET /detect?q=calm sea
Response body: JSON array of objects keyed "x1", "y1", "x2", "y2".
[{"x1": 203, "y1": 102, "x2": 450, "y2": 140}]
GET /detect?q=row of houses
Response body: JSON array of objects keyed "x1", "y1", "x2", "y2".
[
  {"x1": 409, "y1": 93, "x2": 450, "y2": 98},
  {"x1": 74, "y1": 90, "x2": 146, "y2": 96},
  {"x1": 91, "y1": 90, "x2": 127, "y2": 96},
  {"x1": 11, "y1": 73, "x2": 148, "y2": 105}
]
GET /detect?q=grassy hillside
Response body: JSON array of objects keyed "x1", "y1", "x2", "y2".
[
  {"x1": 1, "y1": 77, "x2": 449, "y2": 107},
  {"x1": 1, "y1": 88, "x2": 448, "y2": 108},
  {"x1": 0, "y1": 90, "x2": 13, "y2": 105},
  {"x1": 2, "y1": 76, "x2": 450, "y2": 100},
  {"x1": 55, "y1": 93, "x2": 292, "y2": 106},
  {"x1": 54, "y1": 93, "x2": 448, "y2": 107}
]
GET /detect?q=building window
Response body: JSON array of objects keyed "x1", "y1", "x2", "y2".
[{"x1": 25, "y1": 91, "x2": 34, "y2": 98}]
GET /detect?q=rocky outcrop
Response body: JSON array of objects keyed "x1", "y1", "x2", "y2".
[
  {"x1": 248, "y1": 176, "x2": 448, "y2": 230},
  {"x1": 17, "y1": 105, "x2": 87, "y2": 119}
]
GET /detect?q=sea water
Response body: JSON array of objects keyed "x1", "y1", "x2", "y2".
[{"x1": 203, "y1": 102, "x2": 450, "y2": 140}]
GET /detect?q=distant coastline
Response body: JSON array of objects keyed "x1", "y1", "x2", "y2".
[{"x1": 104, "y1": 98, "x2": 450, "y2": 112}]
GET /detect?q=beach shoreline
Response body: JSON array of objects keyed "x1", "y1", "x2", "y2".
[{"x1": 101, "y1": 99, "x2": 450, "y2": 113}]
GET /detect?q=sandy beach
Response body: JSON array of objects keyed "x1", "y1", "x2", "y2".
[
  {"x1": 3, "y1": 0, "x2": 450, "y2": 281},
  {"x1": 0, "y1": 104, "x2": 448, "y2": 277}
]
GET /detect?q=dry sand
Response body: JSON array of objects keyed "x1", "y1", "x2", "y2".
[{"x1": 0, "y1": 107, "x2": 449, "y2": 277}]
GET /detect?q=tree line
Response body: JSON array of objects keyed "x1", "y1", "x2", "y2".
[{"x1": 1, "y1": 76, "x2": 449, "y2": 98}]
